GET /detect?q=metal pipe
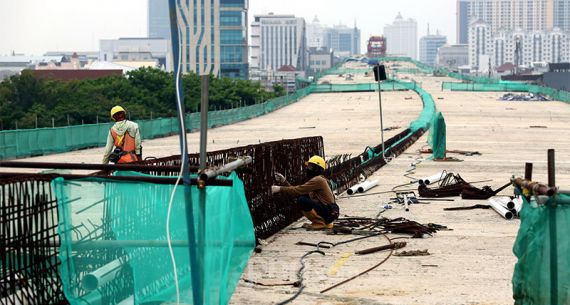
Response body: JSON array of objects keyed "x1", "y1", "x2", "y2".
[
  {"x1": 404, "y1": 194, "x2": 410, "y2": 212},
  {"x1": 200, "y1": 75, "x2": 209, "y2": 171},
  {"x1": 0, "y1": 161, "x2": 199, "y2": 172},
  {"x1": 488, "y1": 198, "x2": 514, "y2": 220},
  {"x1": 524, "y1": 162, "x2": 533, "y2": 180},
  {"x1": 0, "y1": 172, "x2": 233, "y2": 186},
  {"x1": 548, "y1": 149, "x2": 555, "y2": 187},
  {"x1": 199, "y1": 156, "x2": 252, "y2": 181},
  {"x1": 29, "y1": 239, "x2": 255, "y2": 249},
  {"x1": 512, "y1": 178, "x2": 556, "y2": 196},
  {"x1": 357, "y1": 180, "x2": 379, "y2": 193},
  {"x1": 418, "y1": 171, "x2": 445, "y2": 185}
]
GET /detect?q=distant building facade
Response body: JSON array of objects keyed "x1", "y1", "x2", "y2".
[
  {"x1": 436, "y1": 44, "x2": 469, "y2": 68},
  {"x1": 306, "y1": 16, "x2": 325, "y2": 49},
  {"x1": 384, "y1": 13, "x2": 417, "y2": 59},
  {"x1": 148, "y1": 0, "x2": 171, "y2": 40},
  {"x1": 250, "y1": 14, "x2": 306, "y2": 80},
  {"x1": 457, "y1": 0, "x2": 471, "y2": 44},
  {"x1": 367, "y1": 36, "x2": 387, "y2": 58},
  {"x1": 554, "y1": 0, "x2": 570, "y2": 32},
  {"x1": 99, "y1": 38, "x2": 171, "y2": 71},
  {"x1": 419, "y1": 30, "x2": 447, "y2": 66},
  {"x1": 308, "y1": 47, "x2": 333, "y2": 73},
  {"x1": 174, "y1": 0, "x2": 248, "y2": 78},
  {"x1": 470, "y1": 21, "x2": 570, "y2": 69},
  {"x1": 323, "y1": 24, "x2": 361, "y2": 56}
]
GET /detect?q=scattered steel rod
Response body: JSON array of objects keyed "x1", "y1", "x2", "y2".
[{"x1": 355, "y1": 241, "x2": 406, "y2": 255}]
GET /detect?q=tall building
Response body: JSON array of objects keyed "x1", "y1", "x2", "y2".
[
  {"x1": 468, "y1": 19, "x2": 492, "y2": 69},
  {"x1": 384, "y1": 13, "x2": 418, "y2": 59},
  {"x1": 419, "y1": 27, "x2": 447, "y2": 66},
  {"x1": 457, "y1": 0, "x2": 471, "y2": 44},
  {"x1": 250, "y1": 14, "x2": 306, "y2": 77},
  {"x1": 323, "y1": 23, "x2": 361, "y2": 56},
  {"x1": 148, "y1": 0, "x2": 171, "y2": 40},
  {"x1": 307, "y1": 16, "x2": 325, "y2": 49},
  {"x1": 436, "y1": 44, "x2": 469, "y2": 68},
  {"x1": 173, "y1": 0, "x2": 248, "y2": 78},
  {"x1": 554, "y1": 0, "x2": 570, "y2": 32},
  {"x1": 459, "y1": 0, "x2": 566, "y2": 36}
]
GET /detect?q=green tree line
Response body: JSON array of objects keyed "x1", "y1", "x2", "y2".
[{"x1": 0, "y1": 67, "x2": 285, "y2": 130}]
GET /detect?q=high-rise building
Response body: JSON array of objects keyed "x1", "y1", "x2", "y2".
[
  {"x1": 250, "y1": 14, "x2": 306, "y2": 78},
  {"x1": 436, "y1": 44, "x2": 469, "y2": 68},
  {"x1": 307, "y1": 16, "x2": 325, "y2": 49},
  {"x1": 172, "y1": 0, "x2": 248, "y2": 79},
  {"x1": 468, "y1": 19, "x2": 492, "y2": 69},
  {"x1": 554, "y1": 0, "x2": 570, "y2": 32},
  {"x1": 384, "y1": 13, "x2": 418, "y2": 59},
  {"x1": 419, "y1": 27, "x2": 447, "y2": 66},
  {"x1": 456, "y1": 0, "x2": 471, "y2": 44},
  {"x1": 459, "y1": 0, "x2": 565, "y2": 35},
  {"x1": 323, "y1": 23, "x2": 361, "y2": 56},
  {"x1": 99, "y1": 38, "x2": 172, "y2": 71},
  {"x1": 148, "y1": 0, "x2": 171, "y2": 40}
]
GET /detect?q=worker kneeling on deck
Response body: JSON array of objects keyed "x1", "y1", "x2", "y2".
[
  {"x1": 271, "y1": 156, "x2": 339, "y2": 230},
  {"x1": 102, "y1": 106, "x2": 142, "y2": 164}
]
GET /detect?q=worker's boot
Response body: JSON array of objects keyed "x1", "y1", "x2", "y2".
[{"x1": 301, "y1": 209, "x2": 333, "y2": 230}]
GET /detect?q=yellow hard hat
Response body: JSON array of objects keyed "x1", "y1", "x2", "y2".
[
  {"x1": 307, "y1": 155, "x2": 326, "y2": 170},
  {"x1": 110, "y1": 106, "x2": 126, "y2": 120}
]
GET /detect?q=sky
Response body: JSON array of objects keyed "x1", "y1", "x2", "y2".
[{"x1": 0, "y1": 0, "x2": 457, "y2": 56}]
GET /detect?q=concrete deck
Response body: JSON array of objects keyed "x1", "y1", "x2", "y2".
[{"x1": 10, "y1": 61, "x2": 570, "y2": 304}]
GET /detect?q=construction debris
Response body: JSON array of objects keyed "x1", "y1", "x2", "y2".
[
  {"x1": 394, "y1": 249, "x2": 430, "y2": 256},
  {"x1": 499, "y1": 93, "x2": 551, "y2": 101}
]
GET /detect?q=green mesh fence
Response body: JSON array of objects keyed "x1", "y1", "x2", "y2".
[
  {"x1": 428, "y1": 112, "x2": 446, "y2": 159},
  {"x1": 54, "y1": 171, "x2": 255, "y2": 304},
  {"x1": 512, "y1": 192, "x2": 570, "y2": 305},
  {"x1": 441, "y1": 82, "x2": 570, "y2": 103}
]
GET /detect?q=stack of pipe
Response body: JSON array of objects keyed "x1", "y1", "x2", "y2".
[
  {"x1": 347, "y1": 180, "x2": 379, "y2": 195},
  {"x1": 418, "y1": 171, "x2": 445, "y2": 185},
  {"x1": 488, "y1": 197, "x2": 514, "y2": 220}
]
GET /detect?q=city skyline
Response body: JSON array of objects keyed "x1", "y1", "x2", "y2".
[{"x1": 0, "y1": 0, "x2": 456, "y2": 56}]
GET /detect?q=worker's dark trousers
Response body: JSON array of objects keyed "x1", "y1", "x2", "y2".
[{"x1": 297, "y1": 196, "x2": 339, "y2": 224}]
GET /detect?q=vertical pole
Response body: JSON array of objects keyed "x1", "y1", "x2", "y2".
[
  {"x1": 524, "y1": 162, "x2": 533, "y2": 181},
  {"x1": 35, "y1": 115, "x2": 38, "y2": 129},
  {"x1": 377, "y1": 64, "x2": 385, "y2": 159},
  {"x1": 67, "y1": 114, "x2": 70, "y2": 126},
  {"x1": 52, "y1": 118, "x2": 55, "y2": 128},
  {"x1": 168, "y1": 0, "x2": 198, "y2": 303},
  {"x1": 547, "y1": 149, "x2": 558, "y2": 305},
  {"x1": 200, "y1": 75, "x2": 209, "y2": 170}
]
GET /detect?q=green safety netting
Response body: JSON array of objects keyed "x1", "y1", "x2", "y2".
[
  {"x1": 428, "y1": 112, "x2": 446, "y2": 159},
  {"x1": 512, "y1": 192, "x2": 570, "y2": 305},
  {"x1": 441, "y1": 82, "x2": 570, "y2": 103},
  {"x1": 54, "y1": 171, "x2": 255, "y2": 304}
]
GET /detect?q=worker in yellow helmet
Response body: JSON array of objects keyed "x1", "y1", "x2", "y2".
[
  {"x1": 271, "y1": 155, "x2": 339, "y2": 230},
  {"x1": 102, "y1": 106, "x2": 142, "y2": 164}
]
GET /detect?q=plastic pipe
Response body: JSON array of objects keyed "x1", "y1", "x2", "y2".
[
  {"x1": 513, "y1": 197, "x2": 523, "y2": 215},
  {"x1": 494, "y1": 196, "x2": 515, "y2": 209},
  {"x1": 347, "y1": 182, "x2": 366, "y2": 195},
  {"x1": 199, "y1": 156, "x2": 253, "y2": 181},
  {"x1": 488, "y1": 198, "x2": 514, "y2": 220},
  {"x1": 404, "y1": 194, "x2": 410, "y2": 212},
  {"x1": 82, "y1": 259, "x2": 123, "y2": 291},
  {"x1": 418, "y1": 171, "x2": 445, "y2": 185},
  {"x1": 357, "y1": 180, "x2": 379, "y2": 193}
]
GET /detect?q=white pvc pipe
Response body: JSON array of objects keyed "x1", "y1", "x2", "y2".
[
  {"x1": 82, "y1": 258, "x2": 123, "y2": 291},
  {"x1": 347, "y1": 182, "x2": 366, "y2": 195},
  {"x1": 513, "y1": 197, "x2": 523, "y2": 215},
  {"x1": 494, "y1": 196, "x2": 515, "y2": 210},
  {"x1": 488, "y1": 198, "x2": 514, "y2": 220},
  {"x1": 404, "y1": 194, "x2": 410, "y2": 212},
  {"x1": 357, "y1": 180, "x2": 379, "y2": 193},
  {"x1": 418, "y1": 171, "x2": 445, "y2": 185}
]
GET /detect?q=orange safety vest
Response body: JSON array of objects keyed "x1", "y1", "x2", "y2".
[{"x1": 110, "y1": 128, "x2": 139, "y2": 163}]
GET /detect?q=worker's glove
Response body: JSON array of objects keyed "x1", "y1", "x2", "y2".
[
  {"x1": 274, "y1": 172, "x2": 287, "y2": 184},
  {"x1": 271, "y1": 185, "x2": 281, "y2": 194}
]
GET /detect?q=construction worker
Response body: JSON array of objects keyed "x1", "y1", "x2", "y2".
[
  {"x1": 102, "y1": 106, "x2": 142, "y2": 164},
  {"x1": 271, "y1": 155, "x2": 339, "y2": 230}
]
